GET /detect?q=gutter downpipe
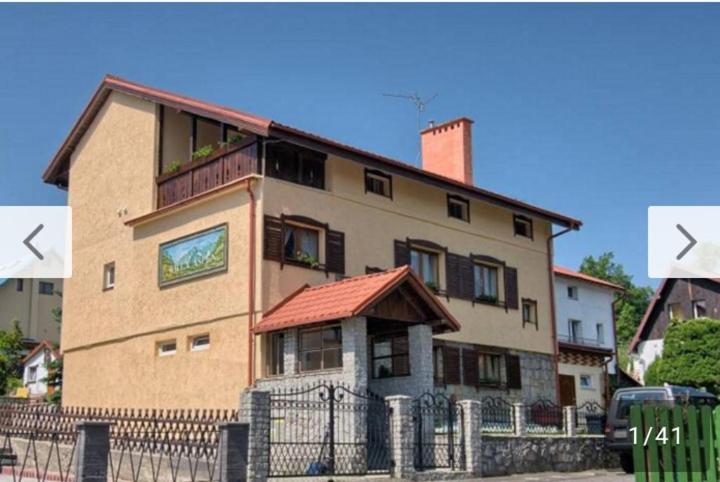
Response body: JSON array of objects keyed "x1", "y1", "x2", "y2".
[
  {"x1": 605, "y1": 296, "x2": 623, "y2": 405},
  {"x1": 246, "y1": 179, "x2": 257, "y2": 387},
  {"x1": 547, "y1": 224, "x2": 577, "y2": 405}
]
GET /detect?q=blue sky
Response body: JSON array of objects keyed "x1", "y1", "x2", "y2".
[{"x1": 3, "y1": 4, "x2": 720, "y2": 288}]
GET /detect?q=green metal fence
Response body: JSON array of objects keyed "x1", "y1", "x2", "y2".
[{"x1": 631, "y1": 405, "x2": 720, "y2": 482}]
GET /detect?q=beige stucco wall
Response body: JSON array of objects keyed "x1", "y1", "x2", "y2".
[
  {"x1": 62, "y1": 91, "x2": 259, "y2": 408},
  {"x1": 559, "y1": 362, "x2": 605, "y2": 407},
  {"x1": 0, "y1": 279, "x2": 62, "y2": 343},
  {"x1": 260, "y1": 155, "x2": 556, "y2": 355}
]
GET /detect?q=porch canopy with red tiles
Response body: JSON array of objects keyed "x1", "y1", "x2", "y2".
[{"x1": 254, "y1": 266, "x2": 461, "y2": 334}]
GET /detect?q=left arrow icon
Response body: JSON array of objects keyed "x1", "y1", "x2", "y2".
[{"x1": 23, "y1": 224, "x2": 44, "y2": 260}]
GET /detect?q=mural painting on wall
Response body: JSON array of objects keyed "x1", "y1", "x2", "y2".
[{"x1": 159, "y1": 224, "x2": 228, "y2": 286}]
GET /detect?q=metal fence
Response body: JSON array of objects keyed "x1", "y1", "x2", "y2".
[
  {"x1": 524, "y1": 400, "x2": 564, "y2": 434},
  {"x1": 575, "y1": 401, "x2": 607, "y2": 435},
  {"x1": 481, "y1": 396, "x2": 515, "y2": 434},
  {"x1": 268, "y1": 383, "x2": 391, "y2": 477},
  {"x1": 413, "y1": 392, "x2": 465, "y2": 471}
]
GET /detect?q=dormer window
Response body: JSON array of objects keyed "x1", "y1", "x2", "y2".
[
  {"x1": 365, "y1": 169, "x2": 392, "y2": 198},
  {"x1": 267, "y1": 142, "x2": 325, "y2": 190},
  {"x1": 447, "y1": 195, "x2": 470, "y2": 222},
  {"x1": 513, "y1": 215, "x2": 533, "y2": 239}
]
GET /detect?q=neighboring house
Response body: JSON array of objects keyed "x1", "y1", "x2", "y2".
[
  {"x1": 553, "y1": 266, "x2": 622, "y2": 408},
  {"x1": 629, "y1": 278, "x2": 720, "y2": 384},
  {"x1": 44, "y1": 75, "x2": 581, "y2": 409},
  {"x1": 21, "y1": 340, "x2": 59, "y2": 398},
  {"x1": 0, "y1": 279, "x2": 62, "y2": 344}
]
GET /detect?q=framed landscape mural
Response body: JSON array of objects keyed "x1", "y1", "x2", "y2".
[{"x1": 158, "y1": 224, "x2": 228, "y2": 287}]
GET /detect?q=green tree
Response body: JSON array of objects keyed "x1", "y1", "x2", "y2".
[
  {"x1": 642, "y1": 318, "x2": 720, "y2": 392},
  {"x1": 0, "y1": 321, "x2": 26, "y2": 395}
]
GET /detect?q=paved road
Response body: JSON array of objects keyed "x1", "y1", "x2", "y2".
[{"x1": 478, "y1": 470, "x2": 634, "y2": 482}]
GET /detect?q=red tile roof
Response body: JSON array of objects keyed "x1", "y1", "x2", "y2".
[
  {"x1": 22, "y1": 340, "x2": 60, "y2": 365},
  {"x1": 254, "y1": 266, "x2": 460, "y2": 334},
  {"x1": 43, "y1": 75, "x2": 581, "y2": 229},
  {"x1": 553, "y1": 266, "x2": 625, "y2": 291}
]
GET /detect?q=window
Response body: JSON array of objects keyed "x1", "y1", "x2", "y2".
[
  {"x1": 15, "y1": 279, "x2": 23, "y2": 292},
  {"x1": 158, "y1": 340, "x2": 177, "y2": 357},
  {"x1": 567, "y1": 286, "x2": 578, "y2": 300},
  {"x1": 569, "y1": 319, "x2": 583, "y2": 343},
  {"x1": 522, "y1": 299, "x2": 538, "y2": 325},
  {"x1": 693, "y1": 299, "x2": 707, "y2": 318},
  {"x1": 447, "y1": 195, "x2": 470, "y2": 222},
  {"x1": 579, "y1": 375, "x2": 593, "y2": 389},
  {"x1": 266, "y1": 143, "x2": 325, "y2": 189},
  {"x1": 283, "y1": 225, "x2": 320, "y2": 264},
  {"x1": 513, "y1": 215, "x2": 533, "y2": 239},
  {"x1": 410, "y1": 248, "x2": 439, "y2": 290},
  {"x1": 433, "y1": 346, "x2": 444, "y2": 385},
  {"x1": 371, "y1": 332, "x2": 410, "y2": 378},
  {"x1": 668, "y1": 302, "x2": 684, "y2": 320},
  {"x1": 365, "y1": 169, "x2": 392, "y2": 198},
  {"x1": 190, "y1": 334, "x2": 210, "y2": 352},
  {"x1": 103, "y1": 262, "x2": 115, "y2": 290},
  {"x1": 38, "y1": 282, "x2": 54, "y2": 295},
  {"x1": 478, "y1": 353, "x2": 502, "y2": 384},
  {"x1": 473, "y1": 264, "x2": 498, "y2": 301},
  {"x1": 27, "y1": 366, "x2": 37, "y2": 383},
  {"x1": 298, "y1": 326, "x2": 342, "y2": 372},
  {"x1": 596, "y1": 323, "x2": 605, "y2": 345},
  {"x1": 268, "y1": 333, "x2": 285, "y2": 376}
]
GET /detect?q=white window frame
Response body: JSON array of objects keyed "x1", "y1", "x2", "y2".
[
  {"x1": 158, "y1": 340, "x2": 177, "y2": 357},
  {"x1": 692, "y1": 299, "x2": 707, "y2": 318},
  {"x1": 567, "y1": 286, "x2": 578, "y2": 300},
  {"x1": 569, "y1": 319, "x2": 583, "y2": 343},
  {"x1": 103, "y1": 262, "x2": 115, "y2": 290},
  {"x1": 579, "y1": 374, "x2": 593, "y2": 389},
  {"x1": 27, "y1": 366, "x2": 38, "y2": 383},
  {"x1": 596, "y1": 323, "x2": 605, "y2": 345},
  {"x1": 190, "y1": 334, "x2": 210, "y2": 352}
]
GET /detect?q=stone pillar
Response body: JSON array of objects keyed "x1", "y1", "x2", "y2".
[
  {"x1": 387, "y1": 395, "x2": 415, "y2": 480},
  {"x1": 408, "y1": 324, "x2": 434, "y2": 398},
  {"x1": 218, "y1": 422, "x2": 249, "y2": 482},
  {"x1": 75, "y1": 421, "x2": 110, "y2": 482},
  {"x1": 342, "y1": 316, "x2": 368, "y2": 389},
  {"x1": 513, "y1": 403, "x2": 526, "y2": 437},
  {"x1": 564, "y1": 406, "x2": 577, "y2": 437},
  {"x1": 283, "y1": 329, "x2": 298, "y2": 376},
  {"x1": 239, "y1": 390, "x2": 270, "y2": 481},
  {"x1": 458, "y1": 400, "x2": 482, "y2": 476}
]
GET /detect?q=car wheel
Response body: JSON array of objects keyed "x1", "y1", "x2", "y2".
[{"x1": 620, "y1": 453, "x2": 634, "y2": 474}]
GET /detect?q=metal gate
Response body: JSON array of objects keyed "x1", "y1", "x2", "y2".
[
  {"x1": 268, "y1": 383, "x2": 391, "y2": 477},
  {"x1": 413, "y1": 392, "x2": 464, "y2": 471}
]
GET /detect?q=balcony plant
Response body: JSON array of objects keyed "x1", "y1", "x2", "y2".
[
  {"x1": 191, "y1": 144, "x2": 215, "y2": 161},
  {"x1": 164, "y1": 160, "x2": 182, "y2": 174},
  {"x1": 476, "y1": 293, "x2": 498, "y2": 304},
  {"x1": 294, "y1": 251, "x2": 320, "y2": 269},
  {"x1": 425, "y1": 280, "x2": 439, "y2": 293}
]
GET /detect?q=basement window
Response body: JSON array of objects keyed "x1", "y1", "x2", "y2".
[
  {"x1": 447, "y1": 195, "x2": 470, "y2": 222},
  {"x1": 158, "y1": 340, "x2": 177, "y2": 357},
  {"x1": 364, "y1": 169, "x2": 392, "y2": 198},
  {"x1": 190, "y1": 334, "x2": 210, "y2": 352}
]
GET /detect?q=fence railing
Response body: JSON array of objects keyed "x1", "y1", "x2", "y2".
[
  {"x1": 524, "y1": 400, "x2": 564, "y2": 434},
  {"x1": 481, "y1": 397, "x2": 515, "y2": 434}
]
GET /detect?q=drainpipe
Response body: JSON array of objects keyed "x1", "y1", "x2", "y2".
[
  {"x1": 605, "y1": 296, "x2": 623, "y2": 405},
  {"x1": 246, "y1": 179, "x2": 257, "y2": 387},
  {"x1": 547, "y1": 225, "x2": 577, "y2": 404}
]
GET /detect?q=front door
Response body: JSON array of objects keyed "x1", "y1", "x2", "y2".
[{"x1": 559, "y1": 375, "x2": 577, "y2": 406}]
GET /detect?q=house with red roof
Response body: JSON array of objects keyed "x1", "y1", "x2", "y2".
[
  {"x1": 553, "y1": 266, "x2": 623, "y2": 408},
  {"x1": 44, "y1": 75, "x2": 581, "y2": 408}
]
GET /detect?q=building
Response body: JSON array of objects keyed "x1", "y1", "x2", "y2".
[
  {"x1": 43, "y1": 75, "x2": 581, "y2": 408},
  {"x1": 629, "y1": 278, "x2": 720, "y2": 384},
  {"x1": 553, "y1": 266, "x2": 622, "y2": 407},
  {"x1": 20, "y1": 340, "x2": 60, "y2": 399},
  {"x1": 0, "y1": 279, "x2": 62, "y2": 344}
]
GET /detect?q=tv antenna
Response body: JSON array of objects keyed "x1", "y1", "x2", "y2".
[{"x1": 382, "y1": 92, "x2": 438, "y2": 133}]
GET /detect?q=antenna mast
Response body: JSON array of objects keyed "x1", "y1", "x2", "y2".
[{"x1": 382, "y1": 92, "x2": 438, "y2": 161}]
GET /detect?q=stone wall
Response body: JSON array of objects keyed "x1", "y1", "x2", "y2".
[{"x1": 481, "y1": 436, "x2": 619, "y2": 477}]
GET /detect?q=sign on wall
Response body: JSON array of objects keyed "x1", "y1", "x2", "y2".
[{"x1": 158, "y1": 224, "x2": 228, "y2": 287}]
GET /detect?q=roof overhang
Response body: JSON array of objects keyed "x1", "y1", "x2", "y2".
[{"x1": 559, "y1": 341, "x2": 613, "y2": 357}]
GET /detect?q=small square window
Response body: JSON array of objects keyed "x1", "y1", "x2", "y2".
[
  {"x1": 692, "y1": 299, "x2": 707, "y2": 318},
  {"x1": 158, "y1": 340, "x2": 177, "y2": 357},
  {"x1": 513, "y1": 215, "x2": 533, "y2": 239},
  {"x1": 15, "y1": 280, "x2": 23, "y2": 292},
  {"x1": 103, "y1": 262, "x2": 115, "y2": 291},
  {"x1": 522, "y1": 299, "x2": 538, "y2": 326},
  {"x1": 190, "y1": 334, "x2": 210, "y2": 352},
  {"x1": 39, "y1": 282, "x2": 54, "y2": 295},
  {"x1": 364, "y1": 169, "x2": 392, "y2": 199},
  {"x1": 567, "y1": 286, "x2": 578, "y2": 300},
  {"x1": 579, "y1": 375, "x2": 593, "y2": 389},
  {"x1": 447, "y1": 195, "x2": 470, "y2": 222},
  {"x1": 668, "y1": 302, "x2": 684, "y2": 320}
]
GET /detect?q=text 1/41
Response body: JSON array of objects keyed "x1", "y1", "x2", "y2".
[{"x1": 629, "y1": 426, "x2": 680, "y2": 446}]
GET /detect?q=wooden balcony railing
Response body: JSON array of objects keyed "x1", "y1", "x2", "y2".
[{"x1": 156, "y1": 138, "x2": 260, "y2": 209}]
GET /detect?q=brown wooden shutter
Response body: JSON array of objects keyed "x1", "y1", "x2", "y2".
[
  {"x1": 462, "y1": 348, "x2": 479, "y2": 386},
  {"x1": 459, "y1": 256, "x2": 475, "y2": 300},
  {"x1": 325, "y1": 230, "x2": 345, "y2": 274},
  {"x1": 446, "y1": 253, "x2": 461, "y2": 298},
  {"x1": 394, "y1": 240, "x2": 410, "y2": 267},
  {"x1": 263, "y1": 215, "x2": 283, "y2": 261},
  {"x1": 505, "y1": 354, "x2": 522, "y2": 389},
  {"x1": 504, "y1": 266, "x2": 519, "y2": 309},
  {"x1": 444, "y1": 346, "x2": 461, "y2": 385}
]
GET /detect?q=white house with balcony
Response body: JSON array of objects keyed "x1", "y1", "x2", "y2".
[{"x1": 553, "y1": 266, "x2": 623, "y2": 408}]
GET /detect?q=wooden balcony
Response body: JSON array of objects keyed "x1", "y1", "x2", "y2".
[{"x1": 156, "y1": 138, "x2": 260, "y2": 209}]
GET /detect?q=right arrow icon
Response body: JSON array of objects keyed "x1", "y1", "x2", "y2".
[{"x1": 676, "y1": 224, "x2": 697, "y2": 260}]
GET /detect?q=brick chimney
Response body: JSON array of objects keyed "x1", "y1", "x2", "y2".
[{"x1": 420, "y1": 117, "x2": 474, "y2": 185}]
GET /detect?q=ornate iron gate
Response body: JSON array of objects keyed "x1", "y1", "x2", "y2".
[
  {"x1": 268, "y1": 383, "x2": 391, "y2": 477},
  {"x1": 413, "y1": 392, "x2": 465, "y2": 471}
]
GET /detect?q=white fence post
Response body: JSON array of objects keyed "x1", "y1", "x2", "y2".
[{"x1": 513, "y1": 403, "x2": 526, "y2": 437}]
